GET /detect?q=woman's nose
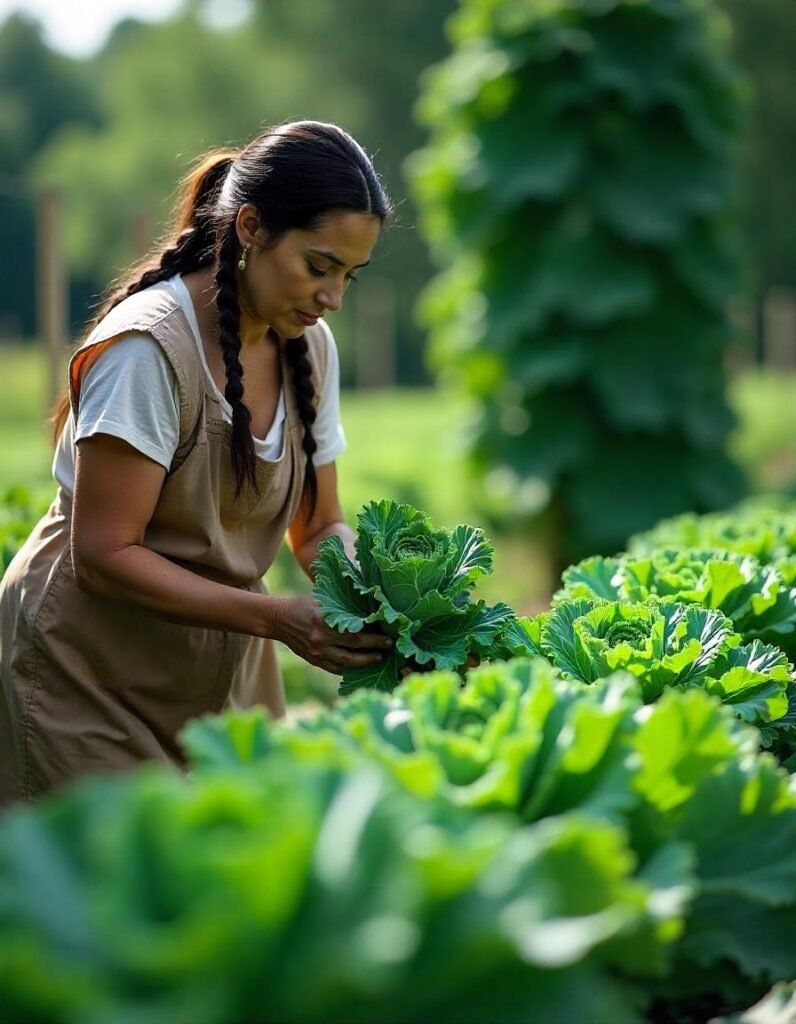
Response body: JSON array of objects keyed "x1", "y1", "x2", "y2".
[{"x1": 317, "y1": 280, "x2": 344, "y2": 312}]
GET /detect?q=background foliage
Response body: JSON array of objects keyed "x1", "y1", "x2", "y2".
[{"x1": 410, "y1": 0, "x2": 753, "y2": 564}]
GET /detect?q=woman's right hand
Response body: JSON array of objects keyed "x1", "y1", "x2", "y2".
[{"x1": 270, "y1": 594, "x2": 393, "y2": 675}]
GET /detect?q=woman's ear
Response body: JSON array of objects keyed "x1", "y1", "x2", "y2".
[{"x1": 235, "y1": 203, "x2": 267, "y2": 248}]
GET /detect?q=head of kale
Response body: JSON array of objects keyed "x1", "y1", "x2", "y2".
[{"x1": 312, "y1": 500, "x2": 514, "y2": 694}]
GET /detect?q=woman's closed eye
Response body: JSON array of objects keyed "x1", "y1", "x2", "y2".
[{"x1": 307, "y1": 261, "x2": 359, "y2": 284}]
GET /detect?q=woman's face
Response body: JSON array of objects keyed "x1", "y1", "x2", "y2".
[{"x1": 238, "y1": 208, "x2": 381, "y2": 339}]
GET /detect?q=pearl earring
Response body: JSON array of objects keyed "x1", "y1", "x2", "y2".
[{"x1": 238, "y1": 243, "x2": 251, "y2": 271}]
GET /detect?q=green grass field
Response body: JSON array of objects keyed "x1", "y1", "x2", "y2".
[{"x1": 0, "y1": 346, "x2": 52, "y2": 489}]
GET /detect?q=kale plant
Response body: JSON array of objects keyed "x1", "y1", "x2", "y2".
[
  {"x1": 629, "y1": 496, "x2": 796, "y2": 567},
  {"x1": 313, "y1": 500, "x2": 513, "y2": 694},
  {"x1": 182, "y1": 658, "x2": 796, "y2": 1018},
  {"x1": 556, "y1": 547, "x2": 796, "y2": 658},
  {"x1": 515, "y1": 598, "x2": 793, "y2": 746},
  {"x1": 0, "y1": 736, "x2": 684, "y2": 1024}
]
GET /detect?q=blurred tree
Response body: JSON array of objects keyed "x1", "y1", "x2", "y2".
[
  {"x1": 0, "y1": 14, "x2": 98, "y2": 175},
  {"x1": 0, "y1": 14, "x2": 98, "y2": 338},
  {"x1": 409, "y1": 0, "x2": 748, "y2": 565},
  {"x1": 35, "y1": 14, "x2": 285, "y2": 279}
]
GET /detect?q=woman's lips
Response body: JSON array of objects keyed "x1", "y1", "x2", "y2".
[{"x1": 296, "y1": 310, "x2": 319, "y2": 326}]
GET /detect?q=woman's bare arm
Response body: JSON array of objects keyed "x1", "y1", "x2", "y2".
[
  {"x1": 71, "y1": 433, "x2": 282, "y2": 637},
  {"x1": 286, "y1": 461, "x2": 356, "y2": 578},
  {"x1": 71, "y1": 435, "x2": 391, "y2": 673}
]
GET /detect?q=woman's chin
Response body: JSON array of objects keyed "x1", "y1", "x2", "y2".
[{"x1": 281, "y1": 319, "x2": 306, "y2": 340}]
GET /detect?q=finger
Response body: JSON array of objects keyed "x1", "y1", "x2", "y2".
[
  {"x1": 326, "y1": 646, "x2": 387, "y2": 669},
  {"x1": 335, "y1": 631, "x2": 394, "y2": 651}
]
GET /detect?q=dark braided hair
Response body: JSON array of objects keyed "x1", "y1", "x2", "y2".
[
  {"x1": 284, "y1": 337, "x2": 319, "y2": 514},
  {"x1": 214, "y1": 221, "x2": 257, "y2": 496},
  {"x1": 54, "y1": 122, "x2": 392, "y2": 513}
]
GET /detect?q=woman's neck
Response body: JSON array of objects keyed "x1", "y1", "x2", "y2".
[{"x1": 182, "y1": 267, "x2": 272, "y2": 350}]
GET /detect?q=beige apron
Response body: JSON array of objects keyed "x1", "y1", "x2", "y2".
[{"x1": 0, "y1": 283, "x2": 328, "y2": 806}]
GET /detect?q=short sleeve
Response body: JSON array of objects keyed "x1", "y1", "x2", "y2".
[
  {"x1": 312, "y1": 321, "x2": 347, "y2": 466},
  {"x1": 74, "y1": 333, "x2": 180, "y2": 470}
]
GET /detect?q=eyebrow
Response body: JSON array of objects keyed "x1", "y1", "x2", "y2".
[{"x1": 307, "y1": 247, "x2": 371, "y2": 270}]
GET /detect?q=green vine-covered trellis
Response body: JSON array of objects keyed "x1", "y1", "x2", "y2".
[{"x1": 409, "y1": 0, "x2": 748, "y2": 564}]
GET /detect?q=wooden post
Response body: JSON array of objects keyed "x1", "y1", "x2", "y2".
[
  {"x1": 353, "y1": 277, "x2": 396, "y2": 389},
  {"x1": 36, "y1": 188, "x2": 69, "y2": 410},
  {"x1": 763, "y1": 288, "x2": 796, "y2": 370}
]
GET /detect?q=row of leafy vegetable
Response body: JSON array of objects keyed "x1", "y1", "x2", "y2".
[
  {"x1": 1, "y1": 661, "x2": 794, "y2": 1023},
  {"x1": 183, "y1": 662, "x2": 796, "y2": 1023},
  {"x1": 316, "y1": 497, "x2": 796, "y2": 769},
  {"x1": 0, "y1": 494, "x2": 795, "y2": 1022}
]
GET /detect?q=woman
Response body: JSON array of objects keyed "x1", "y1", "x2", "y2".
[{"x1": 0, "y1": 120, "x2": 394, "y2": 806}]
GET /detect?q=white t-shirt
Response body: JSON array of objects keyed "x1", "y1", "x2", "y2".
[{"x1": 53, "y1": 275, "x2": 346, "y2": 496}]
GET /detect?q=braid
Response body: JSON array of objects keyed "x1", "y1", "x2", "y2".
[
  {"x1": 214, "y1": 223, "x2": 258, "y2": 499},
  {"x1": 284, "y1": 335, "x2": 319, "y2": 520}
]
